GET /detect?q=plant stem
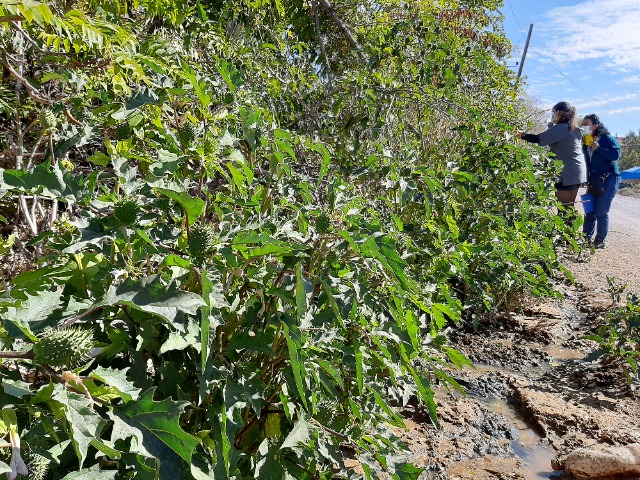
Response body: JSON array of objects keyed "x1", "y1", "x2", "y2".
[{"x1": 0, "y1": 350, "x2": 33, "y2": 359}]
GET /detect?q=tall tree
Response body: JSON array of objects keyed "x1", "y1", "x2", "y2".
[{"x1": 621, "y1": 130, "x2": 640, "y2": 171}]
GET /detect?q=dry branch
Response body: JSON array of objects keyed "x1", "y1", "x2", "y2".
[
  {"x1": 317, "y1": 0, "x2": 367, "y2": 61},
  {"x1": 1, "y1": 51, "x2": 51, "y2": 105}
]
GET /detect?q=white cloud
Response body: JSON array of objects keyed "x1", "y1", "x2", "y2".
[
  {"x1": 606, "y1": 105, "x2": 640, "y2": 114},
  {"x1": 579, "y1": 93, "x2": 640, "y2": 109},
  {"x1": 616, "y1": 75, "x2": 640, "y2": 85},
  {"x1": 540, "y1": 0, "x2": 640, "y2": 70}
]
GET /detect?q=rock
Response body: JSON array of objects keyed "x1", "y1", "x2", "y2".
[
  {"x1": 552, "y1": 443, "x2": 640, "y2": 478},
  {"x1": 514, "y1": 385, "x2": 640, "y2": 446}
]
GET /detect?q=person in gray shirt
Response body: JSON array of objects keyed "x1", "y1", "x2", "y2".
[{"x1": 517, "y1": 101, "x2": 587, "y2": 208}]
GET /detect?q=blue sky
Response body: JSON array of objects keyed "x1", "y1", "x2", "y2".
[{"x1": 501, "y1": 0, "x2": 640, "y2": 136}]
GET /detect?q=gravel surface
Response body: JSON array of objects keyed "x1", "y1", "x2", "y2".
[{"x1": 565, "y1": 189, "x2": 640, "y2": 303}]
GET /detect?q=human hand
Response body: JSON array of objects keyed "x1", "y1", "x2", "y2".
[
  {"x1": 515, "y1": 132, "x2": 523, "y2": 139},
  {"x1": 591, "y1": 142, "x2": 599, "y2": 151}
]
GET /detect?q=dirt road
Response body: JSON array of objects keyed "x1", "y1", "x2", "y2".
[
  {"x1": 570, "y1": 189, "x2": 640, "y2": 303},
  {"x1": 609, "y1": 193, "x2": 640, "y2": 238}
]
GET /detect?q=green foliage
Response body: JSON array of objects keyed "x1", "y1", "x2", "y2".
[
  {"x1": 620, "y1": 130, "x2": 640, "y2": 171},
  {"x1": 586, "y1": 292, "x2": 640, "y2": 385},
  {"x1": 0, "y1": 0, "x2": 577, "y2": 478}
]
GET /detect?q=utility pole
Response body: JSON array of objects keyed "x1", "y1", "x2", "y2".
[{"x1": 517, "y1": 24, "x2": 534, "y2": 79}]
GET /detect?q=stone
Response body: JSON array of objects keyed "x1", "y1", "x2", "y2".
[{"x1": 552, "y1": 443, "x2": 640, "y2": 478}]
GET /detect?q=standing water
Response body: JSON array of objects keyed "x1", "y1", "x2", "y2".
[{"x1": 484, "y1": 398, "x2": 560, "y2": 479}]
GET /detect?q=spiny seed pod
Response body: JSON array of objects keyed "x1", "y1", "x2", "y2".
[
  {"x1": 178, "y1": 123, "x2": 196, "y2": 146},
  {"x1": 0, "y1": 445, "x2": 9, "y2": 464},
  {"x1": 346, "y1": 422, "x2": 366, "y2": 440},
  {"x1": 24, "y1": 451, "x2": 50, "y2": 480},
  {"x1": 113, "y1": 198, "x2": 139, "y2": 226},
  {"x1": 316, "y1": 213, "x2": 331, "y2": 234},
  {"x1": 33, "y1": 327, "x2": 94, "y2": 368},
  {"x1": 188, "y1": 223, "x2": 216, "y2": 259},
  {"x1": 203, "y1": 137, "x2": 218, "y2": 155},
  {"x1": 40, "y1": 109, "x2": 57, "y2": 130},
  {"x1": 314, "y1": 398, "x2": 339, "y2": 426}
]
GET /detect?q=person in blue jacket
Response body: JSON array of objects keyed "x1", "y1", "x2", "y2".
[
  {"x1": 582, "y1": 113, "x2": 622, "y2": 248},
  {"x1": 581, "y1": 114, "x2": 622, "y2": 249},
  {"x1": 517, "y1": 101, "x2": 587, "y2": 209}
]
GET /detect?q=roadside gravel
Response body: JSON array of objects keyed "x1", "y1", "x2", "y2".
[{"x1": 564, "y1": 188, "x2": 640, "y2": 306}]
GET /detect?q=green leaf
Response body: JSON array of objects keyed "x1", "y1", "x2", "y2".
[
  {"x1": 283, "y1": 323, "x2": 307, "y2": 408},
  {"x1": 125, "y1": 88, "x2": 160, "y2": 110},
  {"x1": 180, "y1": 60, "x2": 212, "y2": 107},
  {"x1": 91, "y1": 366, "x2": 141, "y2": 402},
  {"x1": 30, "y1": 381, "x2": 55, "y2": 404},
  {"x1": 355, "y1": 341, "x2": 364, "y2": 395},
  {"x1": 216, "y1": 58, "x2": 244, "y2": 92},
  {"x1": 295, "y1": 263, "x2": 307, "y2": 322},
  {"x1": 370, "y1": 388, "x2": 404, "y2": 427},
  {"x1": 443, "y1": 347, "x2": 472, "y2": 369},
  {"x1": 232, "y1": 232, "x2": 309, "y2": 259},
  {"x1": 1, "y1": 378, "x2": 33, "y2": 398},
  {"x1": 1, "y1": 289, "x2": 63, "y2": 340},
  {"x1": 109, "y1": 388, "x2": 199, "y2": 480},
  {"x1": 0, "y1": 234, "x2": 15, "y2": 255},
  {"x1": 407, "y1": 310, "x2": 422, "y2": 354},
  {"x1": 213, "y1": 380, "x2": 246, "y2": 478},
  {"x1": 160, "y1": 318, "x2": 201, "y2": 354},
  {"x1": 0, "y1": 461, "x2": 11, "y2": 475},
  {"x1": 305, "y1": 141, "x2": 331, "y2": 182},
  {"x1": 317, "y1": 359, "x2": 344, "y2": 389},
  {"x1": 155, "y1": 187, "x2": 205, "y2": 225},
  {"x1": 0, "y1": 163, "x2": 83, "y2": 200},
  {"x1": 408, "y1": 366, "x2": 438, "y2": 427},
  {"x1": 87, "y1": 151, "x2": 110, "y2": 167},
  {"x1": 275, "y1": 139, "x2": 296, "y2": 161},
  {"x1": 97, "y1": 275, "x2": 205, "y2": 327},
  {"x1": 199, "y1": 270, "x2": 213, "y2": 377},
  {"x1": 54, "y1": 386, "x2": 107, "y2": 467},
  {"x1": 280, "y1": 416, "x2": 309, "y2": 450},
  {"x1": 60, "y1": 465, "x2": 118, "y2": 479}
]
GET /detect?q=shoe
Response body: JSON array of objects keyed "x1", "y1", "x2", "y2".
[{"x1": 593, "y1": 240, "x2": 606, "y2": 249}]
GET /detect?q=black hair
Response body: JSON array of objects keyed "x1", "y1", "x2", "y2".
[
  {"x1": 583, "y1": 114, "x2": 610, "y2": 136},
  {"x1": 552, "y1": 101, "x2": 579, "y2": 131}
]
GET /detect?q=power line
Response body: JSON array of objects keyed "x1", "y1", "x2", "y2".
[
  {"x1": 504, "y1": 0, "x2": 640, "y2": 130},
  {"x1": 528, "y1": 47, "x2": 640, "y2": 129},
  {"x1": 506, "y1": 0, "x2": 527, "y2": 39}
]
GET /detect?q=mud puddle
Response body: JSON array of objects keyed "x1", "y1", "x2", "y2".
[
  {"x1": 483, "y1": 398, "x2": 559, "y2": 479},
  {"x1": 515, "y1": 444, "x2": 560, "y2": 480},
  {"x1": 395, "y1": 285, "x2": 640, "y2": 480}
]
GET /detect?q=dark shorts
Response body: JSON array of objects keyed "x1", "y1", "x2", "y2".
[{"x1": 554, "y1": 182, "x2": 580, "y2": 191}]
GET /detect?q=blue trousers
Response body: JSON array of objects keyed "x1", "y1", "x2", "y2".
[{"x1": 583, "y1": 174, "x2": 621, "y2": 243}]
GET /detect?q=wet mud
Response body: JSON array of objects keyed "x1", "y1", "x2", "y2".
[{"x1": 394, "y1": 281, "x2": 640, "y2": 479}]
